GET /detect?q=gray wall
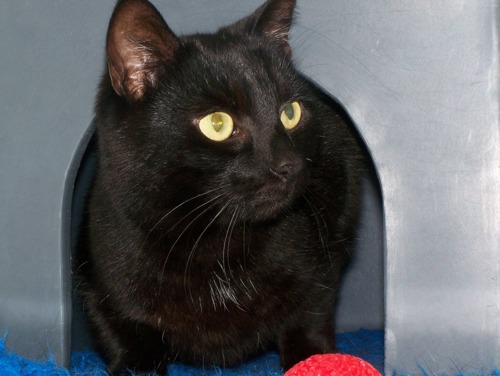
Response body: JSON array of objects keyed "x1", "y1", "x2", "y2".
[
  {"x1": 0, "y1": 0, "x2": 113, "y2": 364},
  {"x1": 1, "y1": 1, "x2": 499, "y2": 375}
]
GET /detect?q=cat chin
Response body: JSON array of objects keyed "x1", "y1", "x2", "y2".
[
  {"x1": 231, "y1": 193, "x2": 298, "y2": 223},
  {"x1": 245, "y1": 203, "x2": 291, "y2": 223},
  {"x1": 239, "y1": 183, "x2": 306, "y2": 223}
]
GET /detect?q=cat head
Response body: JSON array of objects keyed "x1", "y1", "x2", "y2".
[{"x1": 97, "y1": 0, "x2": 320, "y2": 225}]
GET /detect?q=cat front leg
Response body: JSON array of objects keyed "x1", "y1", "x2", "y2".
[
  {"x1": 104, "y1": 322, "x2": 172, "y2": 376},
  {"x1": 85, "y1": 293, "x2": 171, "y2": 375},
  {"x1": 278, "y1": 317, "x2": 335, "y2": 371}
]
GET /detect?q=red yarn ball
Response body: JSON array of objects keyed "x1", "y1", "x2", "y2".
[{"x1": 284, "y1": 354, "x2": 382, "y2": 376}]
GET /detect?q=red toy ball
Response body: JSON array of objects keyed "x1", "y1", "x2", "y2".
[{"x1": 284, "y1": 354, "x2": 382, "y2": 376}]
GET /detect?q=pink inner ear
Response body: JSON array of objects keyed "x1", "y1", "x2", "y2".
[
  {"x1": 105, "y1": 0, "x2": 178, "y2": 101},
  {"x1": 107, "y1": 41, "x2": 157, "y2": 101}
]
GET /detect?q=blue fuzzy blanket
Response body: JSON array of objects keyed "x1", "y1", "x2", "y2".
[
  {"x1": 1, "y1": 329, "x2": 498, "y2": 375},
  {"x1": 2, "y1": 330, "x2": 382, "y2": 375}
]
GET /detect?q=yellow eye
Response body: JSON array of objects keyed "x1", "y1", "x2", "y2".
[
  {"x1": 280, "y1": 101, "x2": 302, "y2": 130},
  {"x1": 199, "y1": 112, "x2": 234, "y2": 141}
]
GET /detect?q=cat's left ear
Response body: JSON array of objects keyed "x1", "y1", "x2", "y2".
[{"x1": 250, "y1": 0, "x2": 296, "y2": 55}]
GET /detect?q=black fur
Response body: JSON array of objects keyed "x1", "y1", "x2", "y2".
[{"x1": 76, "y1": 0, "x2": 366, "y2": 374}]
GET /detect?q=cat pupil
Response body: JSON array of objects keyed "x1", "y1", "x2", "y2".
[
  {"x1": 284, "y1": 103, "x2": 294, "y2": 120},
  {"x1": 212, "y1": 114, "x2": 224, "y2": 132}
]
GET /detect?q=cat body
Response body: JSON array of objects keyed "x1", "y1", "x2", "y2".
[{"x1": 77, "y1": 0, "x2": 365, "y2": 374}]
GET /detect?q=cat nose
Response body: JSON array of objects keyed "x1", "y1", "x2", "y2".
[{"x1": 269, "y1": 156, "x2": 303, "y2": 181}]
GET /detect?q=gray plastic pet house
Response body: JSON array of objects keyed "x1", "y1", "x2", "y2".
[{"x1": 0, "y1": 1, "x2": 498, "y2": 375}]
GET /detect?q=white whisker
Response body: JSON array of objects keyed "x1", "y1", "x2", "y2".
[
  {"x1": 146, "y1": 185, "x2": 229, "y2": 239},
  {"x1": 222, "y1": 207, "x2": 239, "y2": 280},
  {"x1": 303, "y1": 190, "x2": 330, "y2": 255},
  {"x1": 184, "y1": 202, "x2": 230, "y2": 305},
  {"x1": 159, "y1": 198, "x2": 223, "y2": 282}
]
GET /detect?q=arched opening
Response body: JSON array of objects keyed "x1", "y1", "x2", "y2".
[
  {"x1": 69, "y1": 126, "x2": 98, "y2": 353},
  {"x1": 69, "y1": 92, "x2": 385, "y2": 371}
]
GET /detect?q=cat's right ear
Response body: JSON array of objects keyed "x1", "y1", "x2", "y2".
[{"x1": 106, "y1": 0, "x2": 178, "y2": 102}]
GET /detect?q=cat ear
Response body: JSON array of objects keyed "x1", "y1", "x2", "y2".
[
  {"x1": 251, "y1": 0, "x2": 296, "y2": 55},
  {"x1": 106, "y1": 0, "x2": 179, "y2": 102}
]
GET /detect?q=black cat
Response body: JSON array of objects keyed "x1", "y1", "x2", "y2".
[{"x1": 77, "y1": 0, "x2": 366, "y2": 374}]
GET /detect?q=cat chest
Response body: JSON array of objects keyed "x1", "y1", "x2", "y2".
[
  {"x1": 120, "y1": 224, "x2": 326, "y2": 339},
  {"x1": 137, "y1": 265, "x2": 306, "y2": 339}
]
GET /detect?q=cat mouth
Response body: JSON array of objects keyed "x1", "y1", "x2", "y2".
[{"x1": 236, "y1": 176, "x2": 306, "y2": 222}]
